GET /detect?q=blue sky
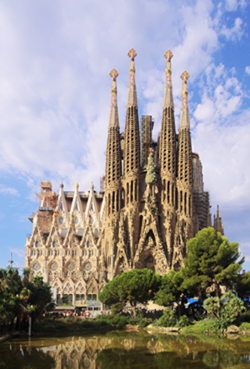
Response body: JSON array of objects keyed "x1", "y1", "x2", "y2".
[{"x1": 0, "y1": 0, "x2": 250, "y2": 271}]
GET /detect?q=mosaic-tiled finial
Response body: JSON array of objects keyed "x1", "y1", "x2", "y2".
[{"x1": 128, "y1": 48, "x2": 137, "y2": 61}]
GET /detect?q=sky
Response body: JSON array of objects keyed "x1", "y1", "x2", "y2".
[{"x1": 0, "y1": 0, "x2": 249, "y2": 272}]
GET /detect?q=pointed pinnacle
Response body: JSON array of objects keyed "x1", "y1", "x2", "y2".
[
  {"x1": 109, "y1": 68, "x2": 119, "y2": 128},
  {"x1": 181, "y1": 71, "x2": 189, "y2": 100},
  {"x1": 127, "y1": 48, "x2": 138, "y2": 107},
  {"x1": 163, "y1": 50, "x2": 174, "y2": 109},
  {"x1": 179, "y1": 71, "x2": 190, "y2": 130}
]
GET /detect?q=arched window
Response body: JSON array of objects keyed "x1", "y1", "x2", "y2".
[
  {"x1": 87, "y1": 241, "x2": 90, "y2": 248},
  {"x1": 167, "y1": 181, "x2": 170, "y2": 204},
  {"x1": 36, "y1": 241, "x2": 39, "y2": 248},
  {"x1": 116, "y1": 190, "x2": 119, "y2": 212},
  {"x1": 112, "y1": 191, "x2": 115, "y2": 213},
  {"x1": 121, "y1": 188, "x2": 125, "y2": 209},
  {"x1": 172, "y1": 184, "x2": 174, "y2": 206},
  {"x1": 108, "y1": 194, "x2": 110, "y2": 215},
  {"x1": 53, "y1": 241, "x2": 56, "y2": 248},
  {"x1": 130, "y1": 181, "x2": 133, "y2": 202}
]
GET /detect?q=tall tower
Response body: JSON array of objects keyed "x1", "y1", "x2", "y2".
[
  {"x1": 122, "y1": 48, "x2": 141, "y2": 261},
  {"x1": 105, "y1": 69, "x2": 122, "y2": 216},
  {"x1": 214, "y1": 205, "x2": 224, "y2": 235},
  {"x1": 103, "y1": 69, "x2": 122, "y2": 279},
  {"x1": 159, "y1": 50, "x2": 177, "y2": 260},
  {"x1": 175, "y1": 71, "x2": 193, "y2": 265}
]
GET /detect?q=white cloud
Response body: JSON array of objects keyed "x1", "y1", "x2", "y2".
[
  {"x1": 194, "y1": 96, "x2": 215, "y2": 121},
  {"x1": 245, "y1": 66, "x2": 250, "y2": 75},
  {"x1": 225, "y1": 0, "x2": 247, "y2": 11},
  {"x1": 0, "y1": 184, "x2": 19, "y2": 196},
  {"x1": 10, "y1": 248, "x2": 26, "y2": 259},
  {"x1": 225, "y1": 0, "x2": 239, "y2": 11},
  {"x1": 220, "y1": 17, "x2": 243, "y2": 41},
  {"x1": 192, "y1": 107, "x2": 250, "y2": 208}
]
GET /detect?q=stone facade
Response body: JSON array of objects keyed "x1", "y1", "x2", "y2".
[{"x1": 25, "y1": 49, "x2": 223, "y2": 304}]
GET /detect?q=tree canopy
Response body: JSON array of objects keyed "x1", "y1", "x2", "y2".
[
  {"x1": 182, "y1": 227, "x2": 243, "y2": 308},
  {"x1": 0, "y1": 267, "x2": 54, "y2": 334},
  {"x1": 154, "y1": 270, "x2": 187, "y2": 316},
  {"x1": 98, "y1": 268, "x2": 160, "y2": 315},
  {"x1": 235, "y1": 271, "x2": 250, "y2": 304}
]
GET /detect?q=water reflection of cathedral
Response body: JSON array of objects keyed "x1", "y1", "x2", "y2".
[
  {"x1": 25, "y1": 49, "x2": 224, "y2": 303},
  {"x1": 47, "y1": 336, "x2": 168, "y2": 369}
]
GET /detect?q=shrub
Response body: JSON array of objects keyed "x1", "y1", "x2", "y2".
[
  {"x1": 158, "y1": 309, "x2": 176, "y2": 327},
  {"x1": 138, "y1": 319, "x2": 148, "y2": 328},
  {"x1": 240, "y1": 322, "x2": 250, "y2": 331},
  {"x1": 182, "y1": 319, "x2": 218, "y2": 333},
  {"x1": 178, "y1": 315, "x2": 189, "y2": 327},
  {"x1": 204, "y1": 292, "x2": 244, "y2": 328},
  {"x1": 110, "y1": 315, "x2": 128, "y2": 327}
]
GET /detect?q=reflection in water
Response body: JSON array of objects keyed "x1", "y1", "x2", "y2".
[{"x1": 1, "y1": 333, "x2": 250, "y2": 369}]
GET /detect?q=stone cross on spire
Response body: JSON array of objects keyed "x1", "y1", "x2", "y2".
[
  {"x1": 128, "y1": 48, "x2": 137, "y2": 61},
  {"x1": 109, "y1": 69, "x2": 119, "y2": 128},
  {"x1": 127, "y1": 48, "x2": 138, "y2": 107},
  {"x1": 110, "y1": 68, "x2": 118, "y2": 81},
  {"x1": 179, "y1": 71, "x2": 190, "y2": 130},
  {"x1": 164, "y1": 49, "x2": 173, "y2": 62},
  {"x1": 163, "y1": 49, "x2": 174, "y2": 109}
]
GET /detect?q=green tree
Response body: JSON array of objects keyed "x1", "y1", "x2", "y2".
[
  {"x1": 235, "y1": 271, "x2": 250, "y2": 306},
  {"x1": 204, "y1": 292, "x2": 244, "y2": 327},
  {"x1": 182, "y1": 227, "x2": 242, "y2": 313},
  {"x1": 154, "y1": 270, "x2": 187, "y2": 317},
  {"x1": 98, "y1": 269, "x2": 160, "y2": 316},
  {"x1": 27, "y1": 275, "x2": 54, "y2": 320},
  {"x1": 0, "y1": 267, "x2": 54, "y2": 335}
]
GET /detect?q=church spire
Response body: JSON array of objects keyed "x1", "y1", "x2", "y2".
[
  {"x1": 163, "y1": 50, "x2": 174, "y2": 109},
  {"x1": 179, "y1": 71, "x2": 190, "y2": 130},
  {"x1": 105, "y1": 68, "x2": 122, "y2": 196},
  {"x1": 159, "y1": 50, "x2": 176, "y2": 177},
  {"x1": 127, "y1": 48, "x2": 138, "y2": 107},
  {"x1": 177, "y1": 71, "x2": 192, "y2": 186},
  {"x1": 109, "y1": 69, "x2": 119, "y2": 128}
]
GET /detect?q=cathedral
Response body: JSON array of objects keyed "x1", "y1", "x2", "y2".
[{"x1": 25, "y1": 49, "x2": 224, "y2": 306}]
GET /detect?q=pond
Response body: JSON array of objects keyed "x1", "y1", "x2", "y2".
[{"x1": 1, "y1": 331, "x2": 250, "y2": 368}]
